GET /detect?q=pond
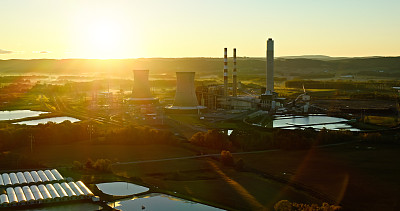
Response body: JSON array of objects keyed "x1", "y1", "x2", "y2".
[
  {"x1": 14, "y1": 116, "x2": 80, "y2": 125},
  {"x1": 0, "y1": 110, "x2": 48, "y2": 121},
  {"x1": 109, "y1": 193, "x2": 223, "y2": 211},
  {"x1": 96, "y1": 182, "x2": 149, "y2": 196},
  {"x1": 273, "y1": 115, "x2": 360, "y2": 131}
]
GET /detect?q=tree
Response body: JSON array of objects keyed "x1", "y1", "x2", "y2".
[
  {"x1": 220, "y1": 150, "x2": 234, "y2": 166},
  {"x1": 274, "y1": 200, "x2": 292, "y2": 211}
]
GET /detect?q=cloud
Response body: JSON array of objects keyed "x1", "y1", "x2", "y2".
[
  {"x1": 33, "y1": 51, "x2": 51, "y2": 54},
  {"x1": 0, "y1": 49, "x2": 13, "y2": 54}
]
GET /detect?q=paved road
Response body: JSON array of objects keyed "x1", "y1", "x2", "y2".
[{"x1": 111, "y1": 149, "x2": 279, "y2": 166}]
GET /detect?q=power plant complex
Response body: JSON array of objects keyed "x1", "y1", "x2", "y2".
[{"x1": 123, "y1": 37, "x2": 284, "y2": 115}]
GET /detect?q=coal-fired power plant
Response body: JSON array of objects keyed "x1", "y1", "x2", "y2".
[
  {"x1": 266, "y1": 38, "x2": 274, "y2": 94},
  {"x1": 130, "y1": 69, "x2": 156, "y2": 103},
  {"x1": 166, "y1": 72, "x2": 205, "y2": 113}
]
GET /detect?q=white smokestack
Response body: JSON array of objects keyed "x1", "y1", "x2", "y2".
[{"x1": 266, "y1": 38, "x2": 274, "y2": 94}]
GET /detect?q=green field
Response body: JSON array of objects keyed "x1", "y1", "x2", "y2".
[{"x1": 235, "y1": 142, "x2": 400, "y2": 211}]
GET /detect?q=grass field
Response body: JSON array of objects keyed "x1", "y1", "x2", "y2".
[
  {"x1": 14, "y1": 143, "x2": 321, "y2": 210},
  {"x1": 235, "y1": 142, "x2": 400, "y2": 211},
  {"x1": 121, "y1": 159, "x2": 321, "y2": 211},
  {"x1": 18, "y1": 144, "x2": 196, "y2": 167}
]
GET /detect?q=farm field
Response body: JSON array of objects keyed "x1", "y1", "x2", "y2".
[
  {"x1": 235, "y1": 142, "x2": 400, "y2": 211},
  {"x1": 16, "y1": 144, "x2": 196, "y2": 167}
]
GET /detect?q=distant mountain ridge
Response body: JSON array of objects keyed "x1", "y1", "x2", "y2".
[
  {"x1": 0, "y1": 56, "x2": 399, "y2": 79},
  {"x1": 278, "y1": 55, "x2": 382, "y2": 60}
]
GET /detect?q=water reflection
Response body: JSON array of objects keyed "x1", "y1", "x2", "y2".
[
  {"x1": 109, "y1": 193, "x2": 223, "y2": 211},
  {"x1": 0, "y1": 110, "x2": 48, "y2": 121},
  {"x1": 96, "y1": 182, "x2": 149, "y2": 196},
  {"x1": 272, "y1": 115, "x2": 359, "y2": 131},
  {"x1": 14, "y1": 116, "x2": 80, "y2": 125}
]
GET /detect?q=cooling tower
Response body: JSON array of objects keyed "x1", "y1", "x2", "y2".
[
  {"x1": 233, "y1": 48, "x2": 237, "y2": 97},
  {"x1": 130, "y1": 69, "x2": 156, "y2": 103},
  {"x1": 166, "y1": 72, "x2": 205, "y2": 113},
  {"x1": 173, "y1": 72, "x2": 199, "y2": 107},
  {"x1": 266, "y1": 38, "x2": 274, "y2": 94}
]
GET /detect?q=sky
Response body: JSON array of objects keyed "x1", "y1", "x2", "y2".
[{"x1": 1, "y1": 0, "x2": 399, "y2": 59}]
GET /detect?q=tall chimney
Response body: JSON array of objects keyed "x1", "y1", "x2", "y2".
[
  {"x1": 224, "y1": 48, "x2": 228, "y2": 97},
  {"x1": 266, "y1": 38, "x2": 274, "y2": 94},
  {"x1": 233, "y1": 48, "x2": 237, "y2": 97}
]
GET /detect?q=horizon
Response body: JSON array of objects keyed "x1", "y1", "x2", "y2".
[
  {"x1": 1, "y1": 54, "x2": 399, "y2": 61},
  {"x1": 1, "y1": 0, "x2": 400, "y2": 59}
]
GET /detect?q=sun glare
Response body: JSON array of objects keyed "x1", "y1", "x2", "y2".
[
  {"x1": 83, "y1": 20, "x2": 124, "y2": 59},
  {"x1": 70, "y1": 8, "x2": 136, "y2": 59}
]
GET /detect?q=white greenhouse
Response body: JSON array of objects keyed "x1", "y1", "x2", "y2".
[
  {"x1": 50, "y1": 169, "x2": 64, "y2": 181},
  {"x1": 44, "y1": 170, "x2": 57, "y2": 182},
  {"x1": 30, "y1": 171, "x2": 42, "y2": 183},
  {"x1": 37, "y1": 171, "x2": 49, "y2": 183},
  {"x1": 23, "y1": 172, "x2": 35, "y2": 184},
  {"x1": 16, "y1": 172, "x2": 28, "y2": 185}
]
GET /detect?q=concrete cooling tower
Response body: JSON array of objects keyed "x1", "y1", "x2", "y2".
[
  {"x1": 165, "y1": 72, "x2": 205, "y2": 113},
  {"x1": 129, "y1": 69, "x2": 157, "y2": 104}
]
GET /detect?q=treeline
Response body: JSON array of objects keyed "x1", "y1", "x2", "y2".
[
  {"x1": 190, "y1": 128, "x2": 399, "y2": 151},
  {"x1": 2, "y1": 57, "x2": 400, "y2": 78},
  {"x1": 0, "y1": 121, "x2": 87, "y2": 151},
  {"x1": 101, "y1": 124, "x2": 177, "y2": 145},
  {"x1": 0, "y1": 121, "x2": 178, "y2": 152},
  {"x1": 286, "y1": 80, "x2": 400, "y2": 91}
]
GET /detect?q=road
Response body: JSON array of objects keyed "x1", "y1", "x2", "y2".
[{"x1": 111, "y1": 140, "x2": 358, "y2": 166}]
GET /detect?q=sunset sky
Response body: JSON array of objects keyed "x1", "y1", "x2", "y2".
[{"x1": 1, "y1": 0, "x2": 399, "y2": 59}]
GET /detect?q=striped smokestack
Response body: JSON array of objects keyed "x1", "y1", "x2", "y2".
[
  {"x1": 224, "y1": 48, "x2": 228, "y2": 97},
  {"x1": 233, "y1": 48, "x2": 237, "y2": 97}
]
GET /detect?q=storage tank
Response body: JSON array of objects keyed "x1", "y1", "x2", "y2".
[
  {"x1": 30, "y1": 171, "x2": 42, "y2": 183},
  {"x1": 23, "y1": 172, "x2": 35, "y2": 184},
  {"x1": 76, "y1": 181, "x2": 94, "y2": 196},
  {"x1": 50, "y1": 169, "x2": 64, "y2": 181},
  {"x1": 37, "y1": 171, "x2": 49, "y2": 183},
  {"x1": 60, "y1": 182, "x2": 76, "y2": 199},
  {"x1": 6, "y1": 187, "x2": 17, "y2": 204},
  {"x1": 9, "y1": 173, "x2": 19, "y2": 185},
  {"x1": 22, "y1": 186, "x2": 35, "y2": 203},
  {"x1": 0, "y1": 174, "x2": 3, "y2": 186},
  {"x1": 30, "y1": 185, "x2": 44, "y2": 202},
  {"x1": 44, "y1": 170, "x2": 57, "y2": 182},
  {"x1": 16, "y1": 172, "x2": 27, "y2": 184},
  {"x1": 2, "y1": 174, "x2": 11, "y2": 186}
]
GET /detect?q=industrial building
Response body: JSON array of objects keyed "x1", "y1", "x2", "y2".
[
  {"x1": 195, "y1": 47, "x2": 262, "y2": 111},
  {"x1": 0, "y1": 169, "x2": 94, "y2": 208}
]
